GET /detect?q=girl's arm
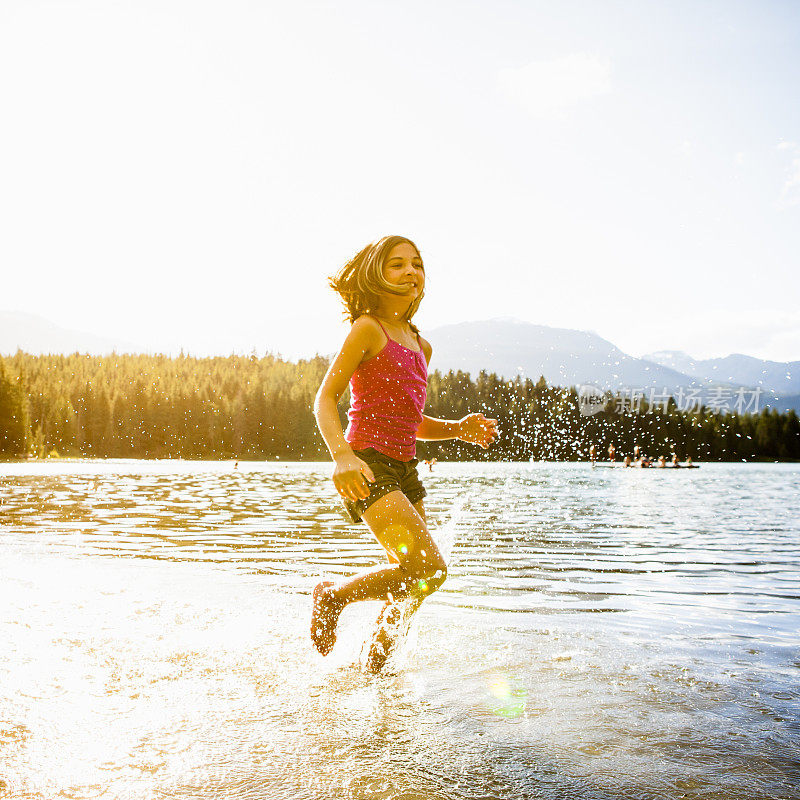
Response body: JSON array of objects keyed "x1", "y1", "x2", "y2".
[
  {"x1": 314, "y1": 317, "x2": 381, "y2": 502},
  {"x1": 415, "y1": 335, "x2": 498, "y2": 449},
  {"x1": 417, "y1": 413, "x2": 498, "y2": 448}
]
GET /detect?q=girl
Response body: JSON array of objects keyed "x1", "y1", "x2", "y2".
[{"x1": 312, "y1": 235, "x2": 497, "y2": 670}]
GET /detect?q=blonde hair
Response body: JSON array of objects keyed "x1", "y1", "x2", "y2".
[{"x1": 329, "y1": 235, "x2": 425, "y2": 331}]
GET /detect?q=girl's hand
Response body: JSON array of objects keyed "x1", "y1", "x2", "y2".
[
  {"x1": 332, "y1": 453, "x2": 376, "y2": 502},
  {"x1": 457, "y1": 413, "x2": 499, "y2": 449}
]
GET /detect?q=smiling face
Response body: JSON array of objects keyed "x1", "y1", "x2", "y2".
[
  {"x1": 381, "y1": 241, "x2": 424, "y2": 299},
  {"x1": 329, "y1": 235, "x2": 426, "y2": 324}
]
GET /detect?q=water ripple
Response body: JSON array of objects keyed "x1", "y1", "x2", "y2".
[{"x1": 1, "y1": 460, "x2": 799, "y2": 799}]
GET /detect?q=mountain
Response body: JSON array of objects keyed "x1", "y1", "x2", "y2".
[
  {"x1": 643, "y1": 350, "x2": 800, "y2": 396},
  {"x1": 426, "y1": 319, "x2": 710, "y2": 395},
  {"x1": 770, "y1": 393, "x2": 800, "y2": 414},
  {"x1": 0, "y1": 310, "x2": 139, "y2": 355}
]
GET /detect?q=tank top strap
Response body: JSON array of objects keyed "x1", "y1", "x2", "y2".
[{"x1": 371, "y1": 316, "x2": 422, "y2": 352}]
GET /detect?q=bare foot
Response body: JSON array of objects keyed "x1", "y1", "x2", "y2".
[
  {"x1": 310, "y1": 581, "x2": 344, "y2": 656},
  {"x1": 365, "y1": 603, "x2": 402, "y2": 673}
]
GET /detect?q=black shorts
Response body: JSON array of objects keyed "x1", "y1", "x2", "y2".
[{"x1": 342, "y1": 447, "x2": 427, "y2": 524}]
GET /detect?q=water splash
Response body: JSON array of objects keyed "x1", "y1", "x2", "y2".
[{"x1": 434, "y1": 491, "x2": 472, "y2": 564}]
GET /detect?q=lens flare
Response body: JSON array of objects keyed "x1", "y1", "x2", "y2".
[
  {"x1": 384, "y1": 523, "x2": 415, "y2": 560},
  {"x1": 486, "y1": 671, "x2": 527, "y2": 718},
  {"x1": 417, "y1": 579, "x2": 428, "y2": 592}
]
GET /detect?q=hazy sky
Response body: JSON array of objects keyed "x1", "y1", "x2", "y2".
[{"x1": 2, "y1": 0, "x2": 799, "y2": 361}]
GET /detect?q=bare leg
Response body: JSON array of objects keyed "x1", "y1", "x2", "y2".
[
  {"x1": 332, "y1": 493, "x2": 446, "y2": 605},
  {"x1": 311, "y1": 493, "x2": 446, "y2": 657},
  {"x1": 364, "y1": 499, "x2": 435, "y2": 671},
  {"x1": 373, "y1": 497, "x2": 428, "y2": 612}
]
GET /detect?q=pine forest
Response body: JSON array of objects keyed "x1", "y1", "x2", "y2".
[{"x1": 1, "y1": 353, "x2": 799, "y2": 462}]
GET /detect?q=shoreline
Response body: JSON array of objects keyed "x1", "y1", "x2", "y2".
[{"x1": 4, "y1": 456, "x2": 800, "y2": 466}]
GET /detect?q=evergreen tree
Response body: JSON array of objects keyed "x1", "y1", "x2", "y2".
[{"x1": 0, "y1": 359, "x2": 28, "y2": 457}]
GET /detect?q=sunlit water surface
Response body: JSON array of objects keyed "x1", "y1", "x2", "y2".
[{"x1": 1, "y1": 460, "x2": 799, "y2": 800}]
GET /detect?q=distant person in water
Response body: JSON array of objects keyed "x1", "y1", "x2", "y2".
[
  {"x1": 686, "y1": 456, "x2": 696, "y2": 468},
  {"x1": 589, "y1": 444, "x2": 596, "y2": 464},
  {"x1": 312, "y1": 235, "x2": 498, "y2": 671},
  {"x1": 423, "y1": 458, "x2": 437, "y2": 472},
  {"x1": 671, "y1": 454, "x2": 681, "y2": 468},
  {"x1": 633, "y1": 445, "x2": 640, "y2": 463},
  {"x1": 624, "y1": 455, "x2": 632, "y2": 467},
  {"x1": 608, "y1": 443, "x2": 616, "y2": 462},
  {"x1": 657, "y1": 456, "x2": 666, "y2": 468}
]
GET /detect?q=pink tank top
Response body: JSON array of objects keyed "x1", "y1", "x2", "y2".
[{"x1": 345, "y1": 318, "x2": 428, "y2": 461}]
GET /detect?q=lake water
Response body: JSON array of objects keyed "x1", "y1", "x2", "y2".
[{"x1": 1, "y1": 460, "x2": 799, "y2": 800}]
